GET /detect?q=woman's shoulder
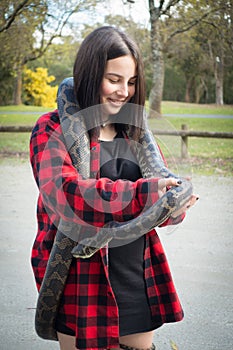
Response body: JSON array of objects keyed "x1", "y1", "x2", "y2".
[{"x1": 31, "y1": 109, "x2": 60, "y2": 135}]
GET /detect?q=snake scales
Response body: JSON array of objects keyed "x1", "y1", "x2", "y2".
[{"x1": 35, "y1": 77, "x2": 193, "y2": 340}]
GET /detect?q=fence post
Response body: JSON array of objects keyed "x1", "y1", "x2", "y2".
[{"x1": 181, "y1": 124, "x2": 188, "y2": 158}]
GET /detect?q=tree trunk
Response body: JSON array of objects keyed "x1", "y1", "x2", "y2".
[
  {"x1": 13, "y1": 65, "x2": 23, "y2": 105},
  {"x1": 215, "y1": 53, "x2": 224, "y2": 105},
  {"x1": 185, "y1": 77, "x2": 193, "y2": 103},
  {"x1": 195, "y1": 77, "x2": 207, "y2": 104},
  {"x1": 148, "y1": 0, "x2": 164, "y2": 118},
  {"x1": 208, "y1": 39, "x2": 224, "y2": 105}
]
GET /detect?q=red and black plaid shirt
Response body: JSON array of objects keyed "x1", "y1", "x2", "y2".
[{"x1": 30, "y1": 110, "x2": 185, "y2": 350}]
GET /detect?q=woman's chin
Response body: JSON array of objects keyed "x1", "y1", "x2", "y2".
[{"x1": 101, "y1": 102, "x2": 124, "y2": 116}]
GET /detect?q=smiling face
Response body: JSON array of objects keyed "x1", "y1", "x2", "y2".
[{"x1": 100, "y1": 55, "x2": 137, "y2": 117}]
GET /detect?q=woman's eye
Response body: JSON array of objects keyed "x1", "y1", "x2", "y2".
[
  {"x1": 109, "y1": 79, "x2": 119, "y2": 84},
  {"x1": 128, "y1": 81, "x2": 136, "y2": 86},
  {"x1": 107, "y1": 78, "x2": 136, "y2": 85}
]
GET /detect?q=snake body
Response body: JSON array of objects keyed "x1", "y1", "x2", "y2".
[{"x1": 34, "y1": 77, "x2": 193, "y2": 340}]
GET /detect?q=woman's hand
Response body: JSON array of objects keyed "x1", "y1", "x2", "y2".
[{"x1": 158, "y1": 177, "x2": 199, "y2": 218}]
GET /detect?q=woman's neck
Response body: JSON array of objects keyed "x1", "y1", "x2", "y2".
[{"x1": 99, "y1": 124, "x2": 117, "y2": 141}]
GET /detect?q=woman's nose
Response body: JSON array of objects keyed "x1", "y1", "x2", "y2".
[{"x1": 116, "y1": 83, "x2": 129, "y2": 98}]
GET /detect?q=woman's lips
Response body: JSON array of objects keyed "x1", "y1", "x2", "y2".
[{"x1": 108, "y1": 98, "x2": 126, "y2": 106}]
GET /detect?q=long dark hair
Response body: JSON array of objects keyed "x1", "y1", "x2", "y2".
[
  {"x1": 74, "y1": 26, "x2": 145, "y2": 107},
  {"x1": 73, "y1": 26, "x2": 146, "y2": 138}
]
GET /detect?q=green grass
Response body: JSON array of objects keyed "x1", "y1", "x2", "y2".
[
  {"x1": 161, "y1": 101, "x2": 233, "y2": 115},
  {"x1": 0, "y1": 105, "x2": 51, "y2": 157},
  {"x1": 149, "y1": 116, "x2": 233, "y2": 158},
  {"x1": 159, "y1": 116, "x2": 233, "y2": 132},
  {"x1": 0, "y1": 132, "x2": 31, "y2": 154},
  {"x1": 0, "y1": 104, "x2": 233, "y2": 176},
  {"x1": 148, "y1": 117, "x2": 233, "y2": 176},
  {"x1": 0, "y1": 105, "x2": 48, "y2": 112},
  {"x1": 0, "y1": 114, "x2": 41, "y2": 126},
  {"x1": 0, "y1": 105, "x2": 52, "y2": 112},
  {"x1": 0, "y1": 105, "x2": 53, "y2": 126}
]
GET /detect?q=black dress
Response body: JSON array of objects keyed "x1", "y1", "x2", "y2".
[
  {"x1": 56, "y1": 131, "x2": 162, "y2": 337},
  {"x1": 100, "y1": 132, "x2": 161, "y2": 336}
]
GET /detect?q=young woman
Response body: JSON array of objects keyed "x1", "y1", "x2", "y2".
[{"x1": 30, "y1": 26, "x2": 197, "y2": 350}]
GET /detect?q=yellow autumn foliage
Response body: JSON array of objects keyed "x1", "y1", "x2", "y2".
[{"x1": 23, "y1": 67, "x2": 58, "y2": 108}]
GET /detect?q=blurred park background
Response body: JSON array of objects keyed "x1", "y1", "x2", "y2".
[
  {"x1": 0, "y1": 0, "x2": 233, "y2": 175},
  {"x1": 0, "y1": 2, "x2": 233, "y2": 350}
]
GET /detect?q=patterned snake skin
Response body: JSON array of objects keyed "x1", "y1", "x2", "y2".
[{"x1": 35, "y1": 77, "x2": 193, "y2": 340}]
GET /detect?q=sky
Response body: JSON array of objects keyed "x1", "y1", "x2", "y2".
[
  {"x1": 96, "y1": 0, "x2": 150, "y2": 25},
  {"x1": 71, "y1": 0, "x2": 151, "y2": 30}
]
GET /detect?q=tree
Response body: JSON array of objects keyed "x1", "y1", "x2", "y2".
[
  {"x1": 164, "y1": 28, "x2": 209, "y2": 103},
  {"x1": 0, "y1": 0, "x2": 45, "y2": 104},
  {"x1": 0, "y1": 0, "x2": 100, "y2": 105},
  {"x1": 146, "y1": 0, "x2": 230, "y2": 116},
  {"x1": 203, "y1": 0, "x2": 232, "y2": 105},
  {"x1": 176, "y1": 0, "x2": 233, "y2": 105},
  {"x1": 27, "y1": 35, "x2": 80, "y2": 87},
  {"x1": 0, "y1": 0, "x2": 30, "y2": 33}
]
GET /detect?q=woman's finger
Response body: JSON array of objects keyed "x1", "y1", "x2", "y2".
[
  {"x1": 189, "y1": 194, "x2": 199, "y2": 207},
  {"x1": 158, "y1": 177, "x2": 181, "y2": 191}
]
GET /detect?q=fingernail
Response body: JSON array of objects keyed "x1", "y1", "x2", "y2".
[{"x1": 177, "y1": 180, "x2": 182, "y2": 184}]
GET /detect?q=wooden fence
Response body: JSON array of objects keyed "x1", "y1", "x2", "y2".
[
  {"x1": 0, "y1": 124, "x2": 233, "y2": 159},
  {"x1": 151, "y1": 124, "x2": 233, "y2": 158}
]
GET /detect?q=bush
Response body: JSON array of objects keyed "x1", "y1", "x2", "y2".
[{"x1": 23, "y1": 67, "x2": 58, "y2": 108}]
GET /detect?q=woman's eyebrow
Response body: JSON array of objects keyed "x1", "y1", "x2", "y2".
[{"x1": 105, "y1": 73, "x2": 138, "y2": 79}]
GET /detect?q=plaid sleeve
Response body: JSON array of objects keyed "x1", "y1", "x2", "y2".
[
  {"x1": 30, "y1": 111, "x2": 161, "y2": 229},
  {"x1": 159, "y1": 212, "x2": 186, "y2": 227}
]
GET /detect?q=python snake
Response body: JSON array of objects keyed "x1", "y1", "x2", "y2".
[{"x1": 34, "y1": 77, "x2": 193, "y2": 340}]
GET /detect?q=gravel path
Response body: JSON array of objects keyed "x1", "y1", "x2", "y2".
[{"x1": 0, "y1": 161, "x2": 232, "y2": 350}]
